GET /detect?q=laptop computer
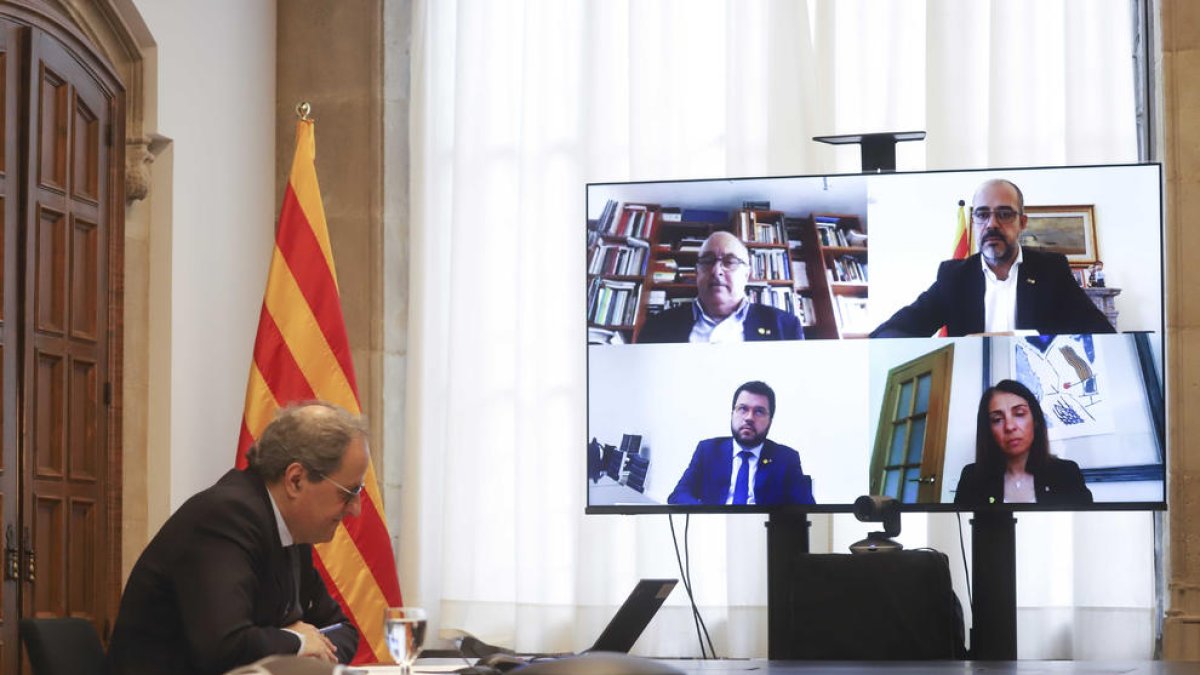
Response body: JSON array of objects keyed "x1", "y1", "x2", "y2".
[
  {"x1": 585, "y1": 578, "x2": 678, "y2": 653},
  {"x1": 455, "y1": 578, "x2": 678, "y2": 662}
]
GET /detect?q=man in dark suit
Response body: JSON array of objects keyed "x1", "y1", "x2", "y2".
[
  {"x1": 870, "y1": 179, "x2": 1114, "y2": 338},
  {"x1": 637, "y1": 231, "x2": 804, "y2": 343},
  {"x1": 107, "y1": 402, "x2": 365, "y2": 675},
  {"x1": 668, "y1": 381, "x2": 815, "y2": 505}
]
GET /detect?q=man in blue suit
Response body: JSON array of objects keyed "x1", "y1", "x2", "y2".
[
  {"x1": 668, "y1": 381, "x2": 815, "y2": 505},
  {"x1": 637, "y1": 231, "x2": 804, "y2": 343}
]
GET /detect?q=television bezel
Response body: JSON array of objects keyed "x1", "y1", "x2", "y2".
[{"x1": 584, "y1": 162, "x2": 1166, "y2": 515}]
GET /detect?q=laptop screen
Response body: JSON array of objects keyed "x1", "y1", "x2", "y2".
[{"x1": 588, "y1": 579, "x2": 678, "y2": 653}]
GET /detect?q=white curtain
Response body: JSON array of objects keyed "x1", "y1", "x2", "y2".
[{"x1": 404, "y1": 0, "x2": 1150, "y2": 659}]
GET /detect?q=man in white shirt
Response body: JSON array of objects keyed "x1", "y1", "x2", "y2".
[
  {"x1": 637, "y1": 232, "x2": 805, "y2": 343},
  {"x1": 870, "y1": 178, "x2": 1114, "y2": 338}
]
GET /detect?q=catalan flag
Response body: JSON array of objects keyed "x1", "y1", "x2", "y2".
[
  {"x1": 236, "y1": 117, "x2": 403, "y2": 664},
  {"x1": 952, "y1": 199, "x2": 971, "y2": 260},
  {"x1": 937, "y1": 200, "x2": 972, "y2": 337}
]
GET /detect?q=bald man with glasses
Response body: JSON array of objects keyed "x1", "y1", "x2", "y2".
[
  {"x1": 108, "y1": 402, "x2": 364, "y2": 675},
  {"x1": 870, "y1": 178, "x2": 1114, "y2": 338},
  {"x1": 637, "y1": 231, "x2": 805, "y2": 343}
]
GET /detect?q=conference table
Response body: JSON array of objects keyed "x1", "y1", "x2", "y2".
[{"x1": 352, "y1": 658, "x2": 1200, "y2": 675}]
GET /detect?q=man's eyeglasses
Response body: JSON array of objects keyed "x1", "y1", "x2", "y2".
[
  {"x1": 733, "y1": 404, "x2": 770, "y2": 419},
  {"x1": 697, "y1": 255, "x2": 748, "y2": 271},
  {"x1": 971, "y1": 207, "x2": 1021, "y2": 225},
  {"x1": 315, "y1": 470, "x2": 364, "y2": 504}
]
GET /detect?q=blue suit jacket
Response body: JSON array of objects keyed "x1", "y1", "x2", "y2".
[
  {"x1": 636, "y1": 302, "x2": 804, "y2": 344},
  {"x1": 870, "y1": 250, "x2": 1114, "y2": 338},
  {"x1": 667, "y1": 437, "x2": 815, "y2": 506}
]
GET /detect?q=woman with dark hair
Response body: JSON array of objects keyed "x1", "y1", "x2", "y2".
[{"x1": 953, "y1": 379, "x2": 1093, "y2": 506}]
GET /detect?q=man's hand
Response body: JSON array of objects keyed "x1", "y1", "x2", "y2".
[{"x1": 286, "y1": 621, "x2": 338, "y2": 662}]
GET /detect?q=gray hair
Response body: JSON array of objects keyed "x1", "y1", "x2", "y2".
[{"x1": 245, "y1": 401, "x2": 368, "y2": 482}]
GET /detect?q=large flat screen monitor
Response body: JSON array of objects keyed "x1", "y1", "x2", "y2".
[{"x1": 586, "y1": 163, "x2": 1164, "y2": 513}]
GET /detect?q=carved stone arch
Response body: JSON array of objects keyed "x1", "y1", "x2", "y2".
[{"x1": 32, "y1": 0, "x2": 157, "y2": 202}]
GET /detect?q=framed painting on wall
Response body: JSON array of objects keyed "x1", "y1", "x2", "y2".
[{"x1": 1019, "y1": 204, "x2": 1098, "y2": 264}]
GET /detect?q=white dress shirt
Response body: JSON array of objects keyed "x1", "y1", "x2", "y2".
[
  {"x1": 689, "y1": 299, "x2": 750, "y2": 343},
  {"x1": 982, "y1": 247, "x2": 1023, "y2": 333},
  {"x1": 725, "y1": 442, "x2": 763, "y2": 505}
]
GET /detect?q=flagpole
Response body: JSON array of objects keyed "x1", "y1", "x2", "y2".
[{"x1": 296, "y1": 101, "x2": 312, "y2": 120}]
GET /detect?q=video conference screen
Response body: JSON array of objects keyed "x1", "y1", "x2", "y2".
[{"x1": 586, "y1": 164, "x2": 1164, "y2": 513}]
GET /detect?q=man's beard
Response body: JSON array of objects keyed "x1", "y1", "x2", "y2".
[
  {"x1": 979, "y1": 230, "x2": 1015, "y2": 265},
  {"x1": 732, "y1": 422, "x2": 769, "y2": 448}
]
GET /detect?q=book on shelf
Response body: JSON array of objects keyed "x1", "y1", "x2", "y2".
[
  {"x1": 816, "y1": 224, "x2": 836, "y2": 247},
  {"x1": 588, "y1": 242, "x2": 650, "y2": 277},
  {"x1": 597, "y1": 199, "x2": 621, "y2": 234},
  {"x1": 587, "y1": 278, "x2": 642, "y2": 327},
  {"x1": 681, "y1": 208, "x2": 728, "y2": 223},
  {"x1": 799, "y1": 295, "x2": 815, "y2": 326},
  {"x1": 588, "y1": 327, "x2": 626, "y2": 345},
  {"x1": 747, "y1": 283, "x2": 807, "y2": 323},
  {"x1": 791, "y1": 260, "x2": 809, "y2": 287},
  {"x1": 737, "y1": 211, "x2": 785, "y2": 244},
  {"x1": 749, "y1": 248, "x2": 791, "y2": 281},
  {"x1": 678, "y1": 237, "x2": 706, "y2": 252},
  {"x1": 646, "y1": 293, "x2": 691, "y2": 317},
  {"x1": 604, "y1": 203, "x2": 657, "y2": 240},
  {"x1": 661, "y1": 207, "x2": 682, "y2": 222},
  {"x1": 829, "y1": 254, "x2": 867, "y2": 283}
]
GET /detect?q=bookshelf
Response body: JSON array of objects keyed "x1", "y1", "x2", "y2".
[
  {"x1": 587, "y1": 201, "x2": 660, "y2": 343},
  {"x1": 812, "y1": 214, "x2": 870, "y2": 338}
]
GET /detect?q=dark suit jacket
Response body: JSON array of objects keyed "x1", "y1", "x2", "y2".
[
  {"x1": 870, "y1": 250, "x2": 1115, "y2": 338},
  {"x1": 667, "y1": 437, "x2": 815, "y2": 505},
  {"x1": 637, "y1": 302, "x2": 804, "y2": 343},
  {"x1": 107, "y1": 469, "x2": 359, "y2": 675},
  {"x1": 952, "y1": 457, "x2": 1094, "y2": 507}
]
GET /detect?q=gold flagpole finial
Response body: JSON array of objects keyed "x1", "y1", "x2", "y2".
[{"x1": 296, "y1": 101, "x2": 312, "y2": 121}]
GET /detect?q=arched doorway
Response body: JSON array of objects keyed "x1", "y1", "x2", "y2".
[{"x1": 0, "y1": 2, "x2": 124, "y2": 670}]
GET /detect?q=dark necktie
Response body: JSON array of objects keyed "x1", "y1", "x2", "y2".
[
  {"x1": 733, "y1": 450, "x2": 752, "y2": 504},
  {"x1": 283, "y1": 545, "x2": 302, "y2": 624}
]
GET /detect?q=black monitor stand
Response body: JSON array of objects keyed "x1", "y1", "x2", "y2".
[
  {"x1": 970, "y1": 511, "x2": 1018, "y2": 659},
  {"x1": 764, "y1": 510, "x2": 1019, "y2": 660},
  {"x1": 766, "y1": 512, "x2": 810, "y2": 659}
]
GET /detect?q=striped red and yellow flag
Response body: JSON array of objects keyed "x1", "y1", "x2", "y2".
[
  {"x1": 235, "y1": 118, "x2": 402, "y2": 664},
  {"x1": 952, "y1": 199, "x2": 971, "y2": 260},
  {"x1": 937, "y1": 200, "x2": 972, "y2": 337}
]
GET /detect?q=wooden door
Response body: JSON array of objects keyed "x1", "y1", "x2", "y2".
[
  {"x1": 0, "y1": 4, "x2": 125, "y2": 672},
  {"x1": 869, "y1": 344, "x2": 955, "y2": 504},
  {"x1": 0, "y1": 16, "x2": 21, "y2": 670},
  {"x1": 21, "y1": 23, "x2": 112, "y2": 630}
]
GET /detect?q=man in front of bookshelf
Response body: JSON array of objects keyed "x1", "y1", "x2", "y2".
[
  {"x1": 637, "y1": 231, "x2": 804, "y2": 343},
  {"x1": 668, "y1": 381, "x2": 815, "y2": 505},
  {"x1": 869, "y1": 178, "x2": 1114, "y2": 338}
]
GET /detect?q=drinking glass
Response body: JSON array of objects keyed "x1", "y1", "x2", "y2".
[{"x1": 384, "y1": 606, "x2": 427, "y2": 673}]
